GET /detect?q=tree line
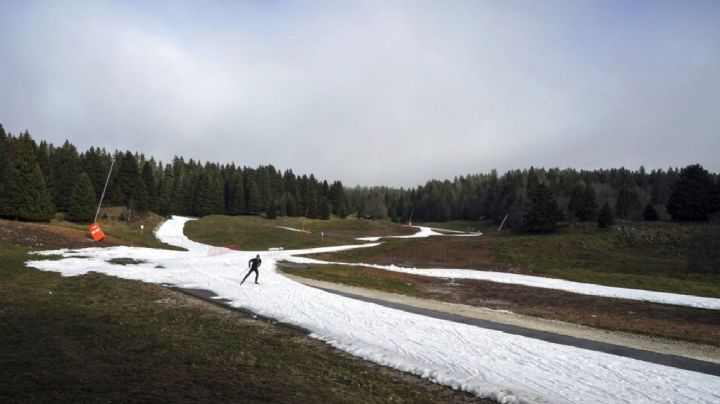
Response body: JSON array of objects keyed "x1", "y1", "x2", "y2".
[
  {"x1": 2, "y1": 123, "x2": 718, "y2": 231},
  {"x1": 348, "y1": 164, "x2": 720, "y2": 233},
  {"x1": 0, "y1": 124, "x2": 349, "y2": 223}
]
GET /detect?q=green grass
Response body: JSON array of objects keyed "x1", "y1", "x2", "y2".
[
  {"x1": 55, "y1": 208, "x2": 182, "y2": 250},
  {"x1": 310, "y1": 238, "x2": 417, "y2": 262},
  {"x1": 0, "y1": 242, "x2": 486, "y2": 403},
  {"x1": 308, "y1": 221, "x2": 720, "y2": 298},
  {"x1": 415, "y1": 219, "x2": 497, "y2": 234},
  {"x1": 280, "y1": 263, "x2": 421, "y2": 297},
  {"x1": 185, "y1": 215, "x2": 409, "y2": 250},
  {"x1": 488, "y1": 222, "x2": 720, "y2": 297}
]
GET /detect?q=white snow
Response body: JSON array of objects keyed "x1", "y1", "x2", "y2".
[
  {"x1": 25, "y1": 216, "x2": 720, "y2": 403},
  {"x1": 355, "y1": 226, "x2": 482, "y2": 241},
  {"x1": 390, "y1": 225, "x2": 443, "y2": 238},
  {"x1": 355, "y1": 236, "x2": 382, "y2": 242},
  {"x1": 276, "y1": 226, "x2": 304, "y2": 233},
  {"x1": 286, "y1": 257, "x2": 720, "y2": 310}
]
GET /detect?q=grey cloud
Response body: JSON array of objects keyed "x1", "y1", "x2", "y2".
[{"x1": 0, "y1": 1, "x2": 718, "y2": 186}]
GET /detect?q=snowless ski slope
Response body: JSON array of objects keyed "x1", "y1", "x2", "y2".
[{"x1": 26, "y1": 216, "x2": 720, "y2": 403}]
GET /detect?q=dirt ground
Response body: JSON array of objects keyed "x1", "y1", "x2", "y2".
[
  {"x1": 323, "y1": 222, "x2": 417, "y2": 239},
  {"x1": 0, "y1": 219, "x2": 125, "y2": 249},
  {"x1": 313, "y1": 236, "x2": 501, "y2": 269}
]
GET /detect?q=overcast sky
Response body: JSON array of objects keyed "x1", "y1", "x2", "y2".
[{"x1": 1, "y1": 1, "x2": 718, "y2": 187}]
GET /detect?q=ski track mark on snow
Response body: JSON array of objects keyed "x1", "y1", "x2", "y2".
[{"x1": 25, "y1": 216, "x2": 720, "y2": 404}]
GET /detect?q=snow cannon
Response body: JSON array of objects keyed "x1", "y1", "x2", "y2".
[{"x1": 89, "y1": 223, "x2": 106, "y2": 242}]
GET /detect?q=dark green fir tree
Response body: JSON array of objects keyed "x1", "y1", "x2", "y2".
[
  {"x1": 522, "y1": 183, "x2": 561, "y2": 233},
  {"x1": 643, "y1": 203, "x2": 660, "y2": 221},
  {"x1": 667, "y1": 164, "x2": 719, "y2": 221},
  {"x1": 598, "y1": 202, "x2": 615, "y2": 229},
  {"x1": 16, "y1": 163, "x2": 55, "y2": 221},
  {"x1": 66, "y1": 172, "x2": 97, "y2": 223}
]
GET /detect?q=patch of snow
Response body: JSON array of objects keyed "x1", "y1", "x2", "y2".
[
  {"x1": 25, "y1": 216, "x2": 720, "y2": 403},
  {"x1": 446, "y1": 232, "x2": 484, "y2": 237},
  {"x1": 390, "y1": 226, "x2": 443, "y2": 239},
  {"x1": 357, "y1": 227, "x2": 482, "y2": 241},
  {"x1": 355, "y1": 236, "x2": 382, "y2": 242},
  {"x1": 277, "y1": 226, "x2": 303, "y2": 232},
  {"x1": 286, "y1": 257, "x2": 720, "y2": 310}
]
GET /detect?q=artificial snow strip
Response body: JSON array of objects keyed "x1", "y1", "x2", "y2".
[
  {"x1": 25, "y1": 216, "x2": 720, "y2": 403},
  {"x1": 286, "y1": 256, "x2": 720, "y2": 310}
]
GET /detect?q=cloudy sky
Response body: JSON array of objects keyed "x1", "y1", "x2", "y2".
[{"x1": 1, "y1": 1, "x2": 718, "y2": 186}]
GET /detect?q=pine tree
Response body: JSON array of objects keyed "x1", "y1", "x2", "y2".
[
  {"x1": 0, "y1": 125, "x2": 8, "y2": 215},
  {"x1": 142, "y1": 161, "x2": 158, "y2": 211},
  {"x1": 338, "y1": 204, "x2": 348, "y2": 218},
  {"x1": 615, "y1": 187, "x2": 641, "y2": 219},
  {"x1": 17, "y1": 163, "x2": 54, "y2": 222},
  {"x1": 208, "y1": 167, "x2": 225, "y2": 214},
  {"x1": 667, "y1": 164, "x2": 719, "y2": 221},
  {"x1": 285, "y1": 192, "x2": 298, "y2": 216},
  {"x1": 245, "y1": 179, "x2": 262, "y2": 214},
  {"x1": 319, "y1": 200, "x2": 330, "y2": 220},
  {"x1": 36, "y1": 140, "x2": 53, "y2": 187},
  {"x1": 188, "y1": 170, "x2": 211, "y2": 216},
  {"x1": 580, "y1": 184, "x2": 598, "y2": 222},
  {"x1": 66, "y1": 172, "x2": 97, "y2": 222},
  {"x1": 131, "y1": 172, "x2": 149, "y2": 211},
  {"x1": 117, "y1": 151, "x2": 140, "y2": 205},
  {"x1": 567, "y1": 184, "x2": 584, "y2": 221},
  {"x1": 50, "y1": 140, "x2": 82, "y2": 211},
  {"x1": 4, "y1": 133, "x2": 55, "y2": 221},
  {"x1": 266, "y1": 200, "x2": 279, "y2": 219},
  {"x1": 80, "y1": 147, "x2": 110, "y2": 198},
  {"x1": 225, "y1": 171, "x2": 245, "y2": 215},
  {"x1": 643, "y1": 203, "x2": 660, "y2": 221},
  {"x1": 598, "y1": 202, "x2": 615, "y2": 229},
  {"x1": 109, "y1": 185, "x2": 123, "y2": 207},
  {"x1": 328, "y1": 181, "x2": 348, "y2": 215},
  {"x1": 157, "y1": 165, "x2": 175, "y2": 216},
  {"x1": 522, "y1": 183, "x2": 561, "y2": 233}
]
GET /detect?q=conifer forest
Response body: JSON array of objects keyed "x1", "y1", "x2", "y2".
[{"x1": 1, "y1": 123, "x2": 719, "y2": 234}]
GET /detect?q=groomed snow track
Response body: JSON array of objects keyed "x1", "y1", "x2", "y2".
[{"x1": 25, "y1": 216, "x2": 720, "y2": 404}]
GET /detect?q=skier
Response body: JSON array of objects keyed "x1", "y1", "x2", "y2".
[{"x1": 241, "y1": 254, "x2": 262, "y2": 285}]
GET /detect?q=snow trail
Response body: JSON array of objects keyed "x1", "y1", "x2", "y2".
[
  {"x1": 25, "y1": 216, "x2": 720, "y2": 403},
  {"x1": 285, "y1": 258, "x2": 720, "y2": 310},
  {"x1": 354, "y1": 225, "x2": 482, "y2": 242}
]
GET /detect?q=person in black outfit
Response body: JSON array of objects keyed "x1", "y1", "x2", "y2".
[{"x1": 241, "y1": 254, "x2": 262, "y2": 285}]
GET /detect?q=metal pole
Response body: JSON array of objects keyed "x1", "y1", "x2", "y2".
[
  {"x1": 497, "y1": 214, "x2": 509, "y2": 232},
  {"x1": 93, "y1": 159, "x2": 115, "y2": 223}
]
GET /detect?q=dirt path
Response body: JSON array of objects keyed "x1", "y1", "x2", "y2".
[{"x1": 284, "y1": 274, "x2": 720, "y2": 366}]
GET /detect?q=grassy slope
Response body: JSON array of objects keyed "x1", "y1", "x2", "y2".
[
  {"x1": 55, "y1": 207, "x2": 182, "y2": 250},
  {"x1": 488, "y1": 222, "x2": 720, "y2": 297},
  {"x1": 281, "y1": 263, "x2": 421, "y2": 296},
  {"x1": 415, "y1": 219, "x2": 498, "y2": 234},
  {"x1": 2, "y1": 216, "x2": 486, "y2": 403},
  {"x1": 185, "y1": 215, "x2": 412, "y2": 250},
  {"x1": 308, "y1": 221, "x2": 720, "y2": 298}
]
